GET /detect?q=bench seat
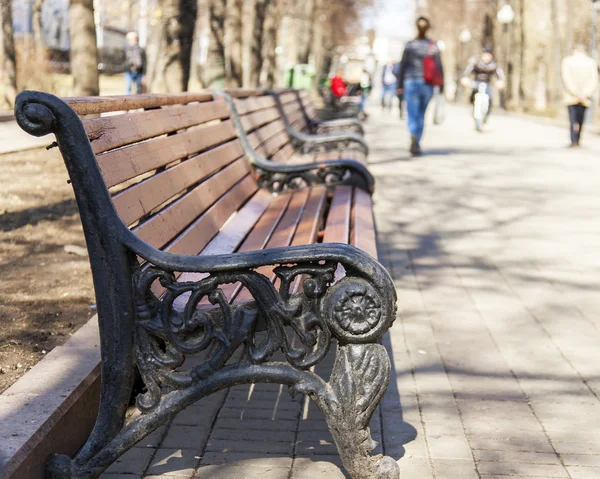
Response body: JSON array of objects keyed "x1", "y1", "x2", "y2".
[{"x1": 14, "y1": 89, "x2": 398, "y2": 479}]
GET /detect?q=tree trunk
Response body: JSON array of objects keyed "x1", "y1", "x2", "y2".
[
  {"x1": 549, "y1": 0, "x2": 562, "y2": 102},
  {"x1": 69, "y1": 0, "x2": 100, "y2": 96},
  {"x1": 204, "y1": 0, "x2": 227, "y2": 87},
  {"x1": 33, "y1": 0, "x2": 45, "y2": 62},
  {"x1": 156, "y1": 0, "x2": 197, "y2": 92},
  {"x1": 263, "y1": 0, "x2": 281, "y2": 88},
  {"x1": 249, "y1": 0, "x2": 269, "y2": 87},
  {"x1": 565, "y1": 0, "x2": 573, "y2": 56},
  {"x1": 297, "y1": 0, "x2": 316, "y2": 64},
  {"x1": 225, "y1": 0, "x2": 243, "y2": 87},
  {"x1": 1, "y1": 0, "x2": 17, "y2": 106}
]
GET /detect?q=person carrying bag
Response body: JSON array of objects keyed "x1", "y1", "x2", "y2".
[{"x1": 397, "y1": 16, "x2": 445, "y2": 156}]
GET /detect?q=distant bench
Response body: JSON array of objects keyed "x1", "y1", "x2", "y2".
[{"x1": 15, "y1": 89, "x2": 400, "y2": 479}]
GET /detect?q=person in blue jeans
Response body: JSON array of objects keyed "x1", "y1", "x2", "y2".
[
  {"x1": 397, "y1": 17, "x2": 444, "y2": 156},
  {"x1": 124, "y1": 32, "x2": 146, "y2": 94}
]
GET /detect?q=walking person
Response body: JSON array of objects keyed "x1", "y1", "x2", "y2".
[
  {"x1": 397, "y1": 16, "x2": 444, "y2": 156},
  {"x1": 125, "y1": 32, "x2": 146, "y2": 94},
  {"x1": 358, "y1": 68, "x2": 372, "y2": 119},
  {"x1": 381, "y1": 61, "x2": 398, "y2": 110},
  {"x1": 561, "y1": 44, "x2": 599, "y2": 147}
]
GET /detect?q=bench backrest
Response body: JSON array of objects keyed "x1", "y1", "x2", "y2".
[
  {"x1": 224, "y1": 89, "x2": 310, "y2": 164},
  {"x1": 67, "y1": 93, "x2": 259, "y2": 257},
  {"x1": 296, "y1": 89, "x2": 318, "y2": 123}
]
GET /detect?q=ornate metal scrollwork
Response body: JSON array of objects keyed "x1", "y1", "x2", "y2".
[
  {"x1": 132, "y1": 261, "x2": 342, "y2": 412},
  {"x1": 131, "y1": 262, "x2": 398, "y2": 479},
  {"x1": 254, "y1": 165, "x2": 359, "y2": 193}
]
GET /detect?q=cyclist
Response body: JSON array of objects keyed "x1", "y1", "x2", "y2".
[{"x1": 461, "y1": 46, "x2": 505, "y2": 121}]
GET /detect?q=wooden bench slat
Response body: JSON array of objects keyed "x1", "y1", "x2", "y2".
[
  {"x1": 234, "y1": 189, "x2": 311, "y2": 303},
  {"x1": 208, "y1": 192, "x2": 293, "y2": 302},
  {"x1": 172, "y1": 189, "x2": 274, "y2": 307},
  {"x1": 84, "y1": 100, "x2": 230, "y2": 154},
  {"x1": 65, "y1": 92, "x2": 214, "y2": 115},
  {"x1": 255, "y1": 130, "x2": 289, "y2": 159},
  {"x1": 133, "y1": 159, "x2": 252, "y2": 249},
  {"x1": 323, "y1": 186, "x2": 353, "y2": 245},
  {"x1": 162, "y1": 173, "x2": 260, "y2": 257},
  {"x1": 271, "y1": 144, "x2": 296, "y2": 163},
  {"x1": 234, "y1": 96, "x2": 276, "y2": 116},
  {"x1": 246, "y1": 120, "x2": 286, "y2": 152},
  {"x1": 240, "y1": 107, "x2": 281, "y2": 134},
  {"x1": 112, "y1": 140, "x2": 244, "y2": 226},
  {"x1": 99, "y1": 120, "x2": 237, "y2": 188},
  {"x1": 352, "y1": 188, "x2": 378, "y2": 260}
]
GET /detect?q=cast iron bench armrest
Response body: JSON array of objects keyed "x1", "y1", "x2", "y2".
[{"x1": 215, "y1": 91, "x2": 373, "y2": 194}]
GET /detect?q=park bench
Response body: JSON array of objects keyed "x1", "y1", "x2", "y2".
[
  {"x1": 224, "y1": 89, "x2": 369, "y2": 163},
  {"x1": 280, "y1": 88, "x2": 365, "y2": 136},
  {"x1": 15, "y1": 89, "x2": 399, "y2": 479}
]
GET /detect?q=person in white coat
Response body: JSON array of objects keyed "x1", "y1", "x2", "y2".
[{"x1": 561, "y1": 44, "x2": 599, "y2": 147}]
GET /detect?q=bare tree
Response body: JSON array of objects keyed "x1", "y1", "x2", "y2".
[
  {"x1": 225, "y1": 0, "x2": 243, "y2": 87},
  {"x1": 204, "y1": 0, "x2": 227, "y2": 86},
  {"x1": 69, "y1": 0, "x2": 99, "y2": 96},
  {"x1": 1, "y1": 0, "x2": 17, "y2": 106},
  {"x1": 297, "y1": 0, "x2": 317, "y2": 64},
  {"x1": 263, "y1": 0, "x2": 281, "y2": 87},
  {"x1": 249, "y1": 0, "x2": 269, "y2": 87},
  {"x1": 148, "y1": 0, "x2": 198, "y2": 92},
  {"x1": 33, "y1": 0, "x2": 45, "y2": 62},
  {"x1": 549, "y1": 0, "x2": 562, "y2": 101}
]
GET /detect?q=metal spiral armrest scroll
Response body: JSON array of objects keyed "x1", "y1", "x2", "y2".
[{"x1": 15, "y1": 92, "x2": 64, "y2": 140}]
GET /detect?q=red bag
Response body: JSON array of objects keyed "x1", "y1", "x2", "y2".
[{"x1": 423, "y1": 41, "x2": 444, "y2": 87}]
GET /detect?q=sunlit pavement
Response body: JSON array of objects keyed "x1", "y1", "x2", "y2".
[
  {"x1": 97, "y1": 103, "x2": 600, "y2": 479},
  {"x1": 371, "y1": 102, "x2": 600, "y2": 478}
]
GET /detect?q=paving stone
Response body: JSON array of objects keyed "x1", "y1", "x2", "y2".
[
  {"x1": 567, "y1": 466, "x2": 600, "y2": 479},
  {"x1": 145, "y1": 448, "x2": 201, "y2": 477},
  {"x1": 194, "y1": 465, "x2": 290, "y2": 478},
  {"x1": 206, "y1": 438, "x2": 293, "y2": 455},
  {"x1": 218, "y1": 406, "x2": 299, "y2": 421},
  {"x1": 210, "y1": 427, "x2": 296, "y2": 443},
  {"x1": 213, "y1": 417, "x2": 297, "y2": 431},
  {"x1": 291, "y1": 457, "x2": 345, "y2": 478},
  {"x1": 396, "y1": 457, "x2": 433, "y2": 479},
  {"x1": 431, "y1": 458, "x2": 479, "y2": 479},
  {"x1": 134, "y1": 426, "x2": 168, "y2": 449},
  {"x1": 160, "y1": 425, "x2": 211, "y2": 451},
  {"x1": 199, "y1": 452, "x2": 293, "y2": 468},
  {"x1": 473, "y1": 449, "x2": 562, "y2": 465},
  {"x1": 561, "y1": 453, "x2": 600, "y2": 467},
  {"x1": 477, "y1": 461, "x2": 569, "y2": 477},
  {"x1": 103, "y1": 447, "x2": 155, "y2": 475}
]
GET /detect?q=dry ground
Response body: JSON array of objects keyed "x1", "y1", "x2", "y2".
[{"x1": 0, "y1": 147, "x2": 94, "y2": 393}]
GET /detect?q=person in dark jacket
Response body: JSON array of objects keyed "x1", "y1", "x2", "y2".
[
  {"x1": 461, "y1": 46, "x2": 505, "y2": 120},
  {"x1": 125, "y1": 32, "x2": 146, "y2": 94},
  {"x1": 397, "y1": 17, "x2": 444, "y2": 156}
]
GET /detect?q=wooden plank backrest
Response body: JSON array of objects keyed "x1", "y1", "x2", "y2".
[
  {"x1": 229, "y1": 92, "x2": 293, "y2": 162},
  {"x1": 64, "y1": 92, "x2": 259, "y2": 255}
]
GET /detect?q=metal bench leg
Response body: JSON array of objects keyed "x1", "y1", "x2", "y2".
[{"x1": 312, "y1": 343, "x2": 399, "y2": 479}]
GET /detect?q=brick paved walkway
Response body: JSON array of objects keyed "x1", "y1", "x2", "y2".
[{"x1": 101, "y1": 104, "x2": 600, "y2": 479}]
